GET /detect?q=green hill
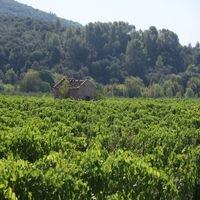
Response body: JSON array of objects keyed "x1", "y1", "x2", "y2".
[
  {"x1": 0, "y1": 0, "x2": 81, "y2": 27},
  {"x1": 0, "y1": 0, "x2": 199, "y2": 97}
]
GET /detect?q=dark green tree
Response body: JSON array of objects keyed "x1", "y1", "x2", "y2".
[
  {"x1": 20, "y1": 70, "x2": 51, "y2": 92},
  {"x1": 126, "y1": 39, "x2": 147, "y2": 79},
  {"x1": 4, "y1": 68, "x2": 18, "y2": 84}
]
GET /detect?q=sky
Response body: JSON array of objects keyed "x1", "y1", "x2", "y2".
[{"x1": 16, "y1": 0, "x2": 200, "y2": 46}]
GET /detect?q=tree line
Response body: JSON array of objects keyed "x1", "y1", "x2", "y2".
[{"x1": 0, "y1": 14, "x2": 199, "y2": 97}]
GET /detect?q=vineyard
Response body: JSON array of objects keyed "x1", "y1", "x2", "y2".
[{"x1": 0, "y1": 96, "x2": 199, "y2": 199}]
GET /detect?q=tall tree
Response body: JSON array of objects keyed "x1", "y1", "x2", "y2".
[
  {"x1": 142, "y1": 26, "x2": 158, "y2": 67},
  {"x1": 157, "y1": 29, "x2": 183, "y2": 72},
  {"x1": 126, "y1": 39, "x2": 147, "y2": 79}
]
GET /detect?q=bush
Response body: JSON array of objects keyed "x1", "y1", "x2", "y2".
[
  {"x1": 56, "y1": 79, "x2": 69, "y2": 98},
  {"x1": 185, "y1": 87, "x2": 195, "y2": 98},
  {"x1": 143, "y1": 84, "x2": 164, "y2": 98},
  {"x1": 0, "y1": 82, "x2": 4, "y2": 91},
  {"x1": 20, "y1": 70, "x2": 51, "y2": 93},
  {"x1": 3, "y1": 84, "x2": 15, "y2": 93},
  {"x1": 125, "y1": 76, "x2": 144, "y2": 97},
  {"x1": 39, "y1": 70, "x2": 55, "y2": 87}
]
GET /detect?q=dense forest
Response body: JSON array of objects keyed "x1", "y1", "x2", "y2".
[{"x1": 0, "y1": 1, "x2": 200, "y2": 97}]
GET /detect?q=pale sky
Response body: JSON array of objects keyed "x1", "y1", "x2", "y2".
[{"x1": 16, "y1": 0, "x2": 200, "y2": 46}]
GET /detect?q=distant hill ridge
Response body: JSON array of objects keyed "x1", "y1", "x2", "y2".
[{"x1": 0, "y1": 0, "x2": 81, "y2": 27}]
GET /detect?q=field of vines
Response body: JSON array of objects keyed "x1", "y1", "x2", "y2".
[{"x1": 0, "y1": 96, "x2": 199, "y2": 200}]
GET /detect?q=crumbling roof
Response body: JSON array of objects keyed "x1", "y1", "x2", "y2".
[
  {"x1": 68, "y1": 79, "x2": 87, "y2": 89},
  {"x1": 52, "y1": 78, "x2": 66, "y2": 89},
  {"x1": 53, "y1": 78, "x2": 87, "y2": 89}
]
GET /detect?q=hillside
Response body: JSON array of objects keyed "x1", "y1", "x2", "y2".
[
  {"x1": 0, "y1": 0, "x2": 80, "y2": 27},
  {"x1": 0, "y1": 2, "x2": 199, "y2": 97}
]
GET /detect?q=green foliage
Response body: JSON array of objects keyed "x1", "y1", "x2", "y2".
[
  {"x1": 0, "y1": 82, "x2": 3, "y2": 91},
  {"x1": 162, "y1": 79, "x2": 183, "y2": 97},
  {"x1": 19, "y1": 70, "x2": 51, "y2": 92},
  {"x1": 125, "y1": 76, "x2": 144, "y2": 97},
  {"x1": 56, "y1": 79, "x2": 70, "y2": 98},
  {"x1": 39, "y1": 70, "x2": 55, "y2": 87},
  {"x1": 126, "y1": 39, "x2": 147, "y2": 77},
  {"x1": 0, "y1": 13, "x2": 199, "y2": 94},
  {"x1": 143, "y1": 84, "x2": 164, "y2": 98},
  {"x1": 185, "y1": 87, "x2": 195, "y2": 98},
  {"x1": 187, "y1": 77, "x2": 200, "y2": 97},
  {"x1": 2, "y1": 83, "x2": 15, "y2": 93},
  {"x1": 0, "y1": 96, "x2": 199, "y2": 199},
  {"x1": 4, "y1": 68, "x2": 18, "y2": 84}
]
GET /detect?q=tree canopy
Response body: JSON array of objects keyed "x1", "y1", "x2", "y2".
[{"x1": 0, "y1": 13, "x2": 199, "y2": 97}]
